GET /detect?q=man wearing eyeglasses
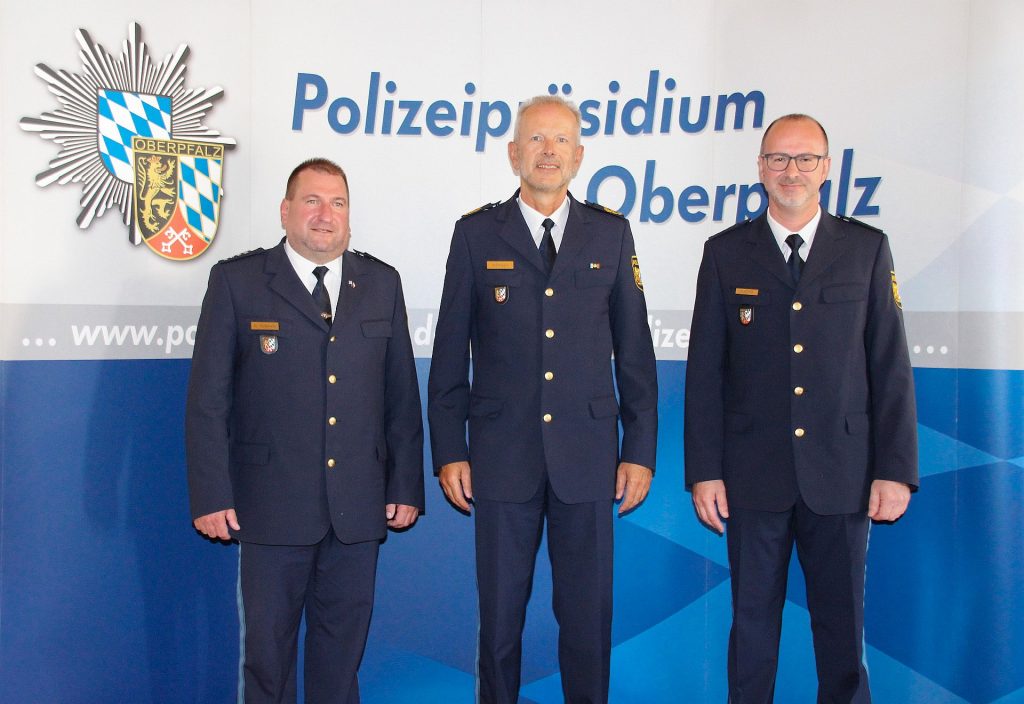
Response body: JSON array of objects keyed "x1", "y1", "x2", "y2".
[{"x1": 684, "y1": 114, "x2": 918, "y2": 703}]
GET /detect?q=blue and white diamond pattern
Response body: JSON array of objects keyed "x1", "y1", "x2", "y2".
[
  {"x1": 97, "y1": 90, "x2": 171, "y2": 183},
  {"x1": 178, "y1": 156, "x2": 222, "y2": 243}
]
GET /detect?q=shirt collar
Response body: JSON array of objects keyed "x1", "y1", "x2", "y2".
[
  {"x1": 766, "y1": 206, "x2": 822, "y2": 259},
  {"x1": 517, "y1": 194, "x2": 571, "y2": 250},
  {"x1": 283, "y1": 238, "x2": 343, "y2": 294}
]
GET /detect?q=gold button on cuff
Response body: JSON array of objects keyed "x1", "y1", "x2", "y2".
[
  {"x1": 545, "y1": 288, "x2": 554, "y2": 297},
  {"x1": 328, "y1": 417, "x2": 337, "y2": 425},
  {"x1": 543, "y1": 413, "x2": 552, "y2": 423},
  {"x1": 792, "y1": 302, "x2": 803, "y2": 311},
  {"x1": 794, "y1": 428, "x2": 805, "y2": 438},
  {"x1": 793, "y1": 344, "x2": 804, "y2": 354},
  {"x1": 327, "y1": 458, "x2": 336, "y2": 468},
  {"x1": 545, "y1": 329, "x2": 555, "y2": 339},
  {"x1": 328, "y1": 374, "x2": 337, "y2": 383},
  {"x1": 794, "y1": 387, "x2": 805, "y2": 396},
  {"x1": 544, "y1": 371, "x2": 554, "y2": 381}
]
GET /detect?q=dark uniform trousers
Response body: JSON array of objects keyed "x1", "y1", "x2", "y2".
[
  {"x1": 726, "y1": 498, "x2": 870, "y2": 704},
  {"x1": 239, "y1": 534, "x2": 379, "y2": 704},
  {"x1": 475, "y1": 472, "x2": 613, "y2": 704}
]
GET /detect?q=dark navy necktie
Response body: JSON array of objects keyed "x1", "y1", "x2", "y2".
[
  {"x1": 786, "y1": 234, "x2": 805, "y2": 285},
  {"x1": 539, "y1": 218, "x2": 557, "y2": 274},
  {"x1": 312, "y1": 265, "x2": 333, "y2": 325}
]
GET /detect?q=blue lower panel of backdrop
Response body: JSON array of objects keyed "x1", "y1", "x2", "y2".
[{"x1": 0, "y1": 361, "x2": 1021, "y2": 703}]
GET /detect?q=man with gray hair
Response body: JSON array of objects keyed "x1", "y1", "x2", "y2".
[{"x1": 428, "y1": 95, "x2": 659, "y2": 703}]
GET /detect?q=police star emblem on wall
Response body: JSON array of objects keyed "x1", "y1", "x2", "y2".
[{"x1": 19, "y1": 22, "x2": 236, "y2": 261}]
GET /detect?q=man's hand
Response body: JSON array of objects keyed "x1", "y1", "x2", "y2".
[
  {"x1": 386, "y1": 504, "x2": 420, "y2": 529},
  {"x1": 439, "y1": 461, "x2": 473, "y2": 513},
  {"x1": 691, "y1": 480, "x2": 729, "y2": 534},
  {"x1": 193, "y1": 508, "x2": 240, "y2": 541},
  {"x1": 615, "y1": 462, "x2": 653, "y2": 516},
  {"x1": 867, "y1": 479, "x2": 911, "y2": 522}
]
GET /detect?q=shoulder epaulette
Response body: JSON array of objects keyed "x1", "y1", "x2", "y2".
[
  {"x1": 352, "y1": 249, "x2": 395, "y2": 269},
  {"x1": 707, "y1": 218, "x2": 750, "y2": 240},
  {"x1": 219, "y1": 247, "x2": 265, "y2": 263},
  {"x1": 460, "y1": 201, "x2": 500, "y2": 219},
  {"x1": 583, "y1": 200, "x2": 624, "y2": 218},
  {"x1": 835, "y1": 214, "x2": 885, "y2": 234}
]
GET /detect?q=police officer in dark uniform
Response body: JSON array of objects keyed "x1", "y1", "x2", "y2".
[
  {"x1": 685, "y1": 115, "x2": 918, "y2": 703},
  {"x1": 428, "y1": 96, "x2": 658, "y2": 703},
  {"x1": 187, "y1": 158, "x2": 424, "y2": 704}
]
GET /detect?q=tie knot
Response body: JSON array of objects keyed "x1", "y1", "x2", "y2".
[
  {"x1": 313, "y1": 265, "x2": 329, "y2": 283},
  {"x1": 785, "y1": 234, "x2": 804, "y2": 254},
  {"x1": 542, "y1": 218, "x2": 555, "y2": 234}
]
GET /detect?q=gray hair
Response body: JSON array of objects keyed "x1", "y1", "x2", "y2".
[{"x1": 513, "y1": 95, "x2": 582, "y2": 143}]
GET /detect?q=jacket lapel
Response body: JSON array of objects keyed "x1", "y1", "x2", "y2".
[
  {"x1": 334, "y1": 250, "x2": 367, "y2": 328},
  {"x1": 265, "y1": 241, "x2": 330, "y2": 329},
  {"x1": 745, "y1": 216, "x2": 794, "y2": 289},
  {"x1": 549, "y1": 194, "x2": 588, "y2": 282},
  {"x1": 495, "y1": 191, "x2": 548, "y2": 275},
  {"x1": 798, "y1": 214, "x2": 848, "y2": 289}
]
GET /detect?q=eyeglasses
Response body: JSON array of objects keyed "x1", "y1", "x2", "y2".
[{"x1": 760, "y1": 153, "x2": 827, "y2": 172}]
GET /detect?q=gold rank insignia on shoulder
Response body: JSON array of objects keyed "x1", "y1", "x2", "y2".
[
  {"x1": 631, "y1": 255, "x2": 644, "y2": 291},
  {"x1": 735, "y1": 287, "x2": 759, "y2": 296},
  {"x1": 260, "y1": 335, "x2": 279, "y2": 354},
  {"x1": 487, "y1": 260, "x2": 515, "y2": 270},
  {"x1": 890, "y1": 271, "x2": 903, "y2": 309},
  {"x1": 494, "y1": 285, "x2": 508, "y2": 304},
  {"x1": 461, "y1": 201, "x2": 500, "y2": 219},
  {"x1": 250, "y1": 321, "x2": 280, "y2": 331},
  {"x1": 583, "y1": 200, "x2": 624, "y2": 217},
  {"x1": 739, "y1": 306, "x2": 753, "y2": 326}
]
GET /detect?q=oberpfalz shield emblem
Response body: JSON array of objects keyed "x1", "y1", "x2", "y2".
[
  {"x1": 260, "y1": 335, "x2": 279, "y2": 354},
  {"x1": 739, "y1": 305, "x2": 753, "y2": 326},
  {"x1": 132, "y1": 137, "x2": 224, "y2": 261},
  {"x1": 494, "y1": 285, "x2": 508, "y2": 304}
]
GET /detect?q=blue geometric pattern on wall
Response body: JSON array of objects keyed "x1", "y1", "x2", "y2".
[{"x1": 1, "y1": 361, "x2": 1021, "y2": 703}]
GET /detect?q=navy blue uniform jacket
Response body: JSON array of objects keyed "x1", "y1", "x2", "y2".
[
  {"x1": 684, "y1": 213, "x2": 918, "y2": 514},
  {"x1": 186, "y1": 241, "x2": 424, "y2": 545},
  {"x1": 428, "y1": 193, "x2": 658, "y2": 504}
]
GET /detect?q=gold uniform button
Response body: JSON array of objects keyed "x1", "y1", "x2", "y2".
[
  {"x1": 545, "y1": 288, "x2": 554, "y2": 297},
  {"x1": 544, "y1": 371, "x2": 554, "y2": 381},
  {"x1": 328, "y1": 374, "x2": 337, "y2": 383},
  {"x1": 794, "y1": 428, "x2": 805, "y2": 438},
  {"x1": 328, "y1": 417, "x2": 337, "y2": 425},
  {"x1": 327, "y1": 458, "x2": 336, "y2": 468},
  {"x1": 545, "y1": 329, "x2": 555, "y2": 339},
  {"x1": 543, "y1": 413, "x2": 553, "y2": 423},
  {"x1": 794, "y1": 387, "x2": 805, "y2": 396},
  {"x1": 330, "y1": 335, "x2": 336, "y2": 342},
  {"x1": 793, "y1": 344, "x2": 804, "y2": 354},
  {"x1": 792, "y1": 301, "x2": 803, "y2": 311}
]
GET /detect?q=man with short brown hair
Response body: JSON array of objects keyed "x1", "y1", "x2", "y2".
[{"x1": 187, "y1": 158, "x2": 424, "y2": 703}]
